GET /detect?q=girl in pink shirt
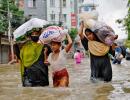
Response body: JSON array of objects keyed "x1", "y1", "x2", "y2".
[{"x1": 74, "y1": 50, "x2": 81, "y2": 64}]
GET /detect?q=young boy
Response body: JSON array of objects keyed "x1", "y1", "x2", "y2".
[{"x1": 48, "y1": 34, "x2": 72, "y2": 87}]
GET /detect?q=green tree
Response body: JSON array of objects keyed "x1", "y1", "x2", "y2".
[
  {"x1": 0, "y1": 0, "x2": 24, "y2": 33},
  {"x1": 124, "y1": 0, "x2": 130, "y2": 48},
  {"x1": 69, "y1": 28, "x2": 78, "y2": 41},
  {"x1": 64, "y1": 28, "x2": 77, "y2": 44},
  {"x1": 124, "y1": 0, "x2": 130, "y2": 40}
]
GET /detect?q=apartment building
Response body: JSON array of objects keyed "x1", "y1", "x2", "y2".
[
  {"x1": 23, "y1": 0, "x2": 85, "y2": 28},
  {"x1": 47, "y1": 0, "x2": 71, "y2": 28},
  {"x1": 24, "y1": 0, "x2": 47, "y2": 20}
]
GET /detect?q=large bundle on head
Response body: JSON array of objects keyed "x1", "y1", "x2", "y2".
[
  {"x1": 84, "y1": 19, "x2": 117, "y2": 46},
  {"x1": 13, "y1": 18, "x2": 49, "y2": 42},
  {"x1": 79, "y1": 10, "x2": 99, "y2": 28},
  {"x1": 93, "y1": 21, "x2": 117, "y2": 46},
  {"x1": 79, "y1": 10, "x2": 98, "y2": 21},
  {"x1": 39, "y1": 26, "x2": 68, "y2": 44}
]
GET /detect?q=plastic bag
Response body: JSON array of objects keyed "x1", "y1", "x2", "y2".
[
  {"x1": 83, "y1": 19, "x2": 96, "y2": 29},
  {"x1": 39, "y1": 26, "x2": 68, "y2": 44},
  {"x1": 79, "y1": 10, "x2": 99, "y2": 21}
]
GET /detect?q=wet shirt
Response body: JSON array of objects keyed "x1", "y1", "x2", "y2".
[
  {"x1": 48, "y1": 49, "x2": 67, "y2": 72},
  {"x1": 115, "y1": 47, "x2": 122, "y2": 54},
  {"x1": 74, "y1": 52, "x2": 81, "y2": 63},
  {"x1": 114, "y1": 47, "x2": 123, "y2": 60}
]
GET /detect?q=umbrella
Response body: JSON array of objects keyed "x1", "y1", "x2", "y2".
[{"x1": 13, "y1": 18, "x2": 49, "y2": 41}]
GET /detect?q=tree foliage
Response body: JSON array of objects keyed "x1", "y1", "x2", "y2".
[
  {"x1": 69, "y1": 28, "x2": 78, "y2": 41},
  {"x1": 124, "y1": 0, "x2": 130, "y2": 40},
  {"x1": 0, "y1": 0, "x2": 24, "y2": 33},
  {"x1": 64, "y1": 28, "x2": 77, "y2": 44}
]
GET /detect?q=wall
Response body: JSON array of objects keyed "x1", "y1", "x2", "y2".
[
  {"x1": 47, "y1": 0, "x2": 71, "y2": 28},
  {"x1": 24, "y1": 0, "x2": 47, "y2": 20}
]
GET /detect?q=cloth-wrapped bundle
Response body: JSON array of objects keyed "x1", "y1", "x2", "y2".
[
  {"x1": 79, "y1": 10, "x2": 98, "y2": 28},
  {"x1": 92, "y1": 21, "x2": 117, "y2": 46},
  {"x1": 88, "y1": 41, "x2": 110, "y2": 56},
  {"x1": 84, "y1": 19, "x2": 117, "y2": 46},
  {"x1": 79, "y1": 10, "x2": 99, "y2": 21}
]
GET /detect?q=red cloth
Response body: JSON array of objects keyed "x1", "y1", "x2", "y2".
[{"x1": 53, "y1": 68, "x2": 69, "y2": 87}]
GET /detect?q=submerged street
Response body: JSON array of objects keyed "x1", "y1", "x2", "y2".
[{"x1": 0, "y1": 58, "x2": 130, "y2": 100}]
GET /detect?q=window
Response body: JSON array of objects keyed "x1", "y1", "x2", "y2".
[
  {"x1": 84, "y1": 6, "x2": 90, "y2": 11},
  {"x1": 79, "y1": 0, "x2": 84, "y2": 3},
  {"x1": 28, "y1": 15, "x2": 32, "y2": 18},
  {"x1": 50, "y1": 14, "x2": 55, "y2": 21},
  {"x1": 63, "y1": 0, "x2": 66, "y2": 7},
  {"x1": 28, "y1": 0, "x2": 36, "y2": 8},
  {"x1": 63, "y1": 14, "x2": 67, "y2": 22},
  {"x1": 50, "y1": 0, "x2": 55, "y2": 7}
]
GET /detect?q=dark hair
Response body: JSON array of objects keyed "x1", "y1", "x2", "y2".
[
  {"x1": 51, "y1": 41, "x2": 61, "y2": 45},
  {"x1": 113, "y1": 43, "x2": 117, "y2": 46},
  {"x1": 77, "y1": 50, "x2": 80, "y2": 52},
  {"x1": 85, "y1": 28, "x2": 94, "y2": 34},
  {"x1": 44, "y1": 44, "x2": 52, "y2": 56},
  {"x1": 85, "y1": 28, "x2": 101, "y2": 42},
  {"x1": 26, "y1": 28, "x2": 42, "y2": 37}
]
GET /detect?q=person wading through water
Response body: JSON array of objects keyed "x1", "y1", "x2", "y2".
[
  {"x1": 14, "y1": 28, "x2": 51, "y2": 87},
  {"x1": 78, "y1": 21, "x2": 116, "y2": 82}
]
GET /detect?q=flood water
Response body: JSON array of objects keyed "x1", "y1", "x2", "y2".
[{"x1": 0, "y1": 58, "x2": 130, "y2": 100}]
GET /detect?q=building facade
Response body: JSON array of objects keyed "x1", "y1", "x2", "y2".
[
  {"x1": 23, "y1": 0, "x2": 85, "y2": 29},
  {"x1": 24, "y1": 0, "x2": 47, "y2": 20},
  {"x1": 17, "y1": 0, "x2": 24, "y2": 10},
  {"x1": 47, "y1": 0, "x2": 71, "y2": 28},
  {"x1": 70, "y1": 0, "x2": 84, "y2": 28},
  {"x1": 47, "y1": 0, "x2": 84, "y2": 29}
]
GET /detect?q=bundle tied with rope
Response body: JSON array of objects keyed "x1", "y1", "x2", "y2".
[{"x1": 82, "y1": 19, "x2": 118, "y2": 46}]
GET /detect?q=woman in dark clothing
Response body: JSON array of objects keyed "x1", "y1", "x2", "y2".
[
  {"x1": 14, "y1": 29, "x2": 51, "y2": 87},
  {"x1": 78, "y1": 22, "x2": 113, "y2": 82}
]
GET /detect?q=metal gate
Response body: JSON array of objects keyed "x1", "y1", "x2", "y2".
[{"x1": 0, "y1": 45, "x2": 10, "y2": 64}]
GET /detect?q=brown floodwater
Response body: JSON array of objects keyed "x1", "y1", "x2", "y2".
[{"x1": 0, "y1": 58, "x2": 130, "y2": 100}]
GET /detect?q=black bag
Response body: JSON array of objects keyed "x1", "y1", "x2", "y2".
[{"x1": 23, "y1": 62, "x2": 49, "y2": 87}]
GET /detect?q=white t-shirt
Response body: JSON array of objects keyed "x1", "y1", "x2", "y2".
[{"x1": 48, "y1": 49, "x2": 67, "y2": 72}]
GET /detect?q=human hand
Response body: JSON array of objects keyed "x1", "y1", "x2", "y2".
[
  {"x1": 80, "y1": 21, "x2": 84, "y2": 29},
  {"x1": 44, "y1": 61, "x2": 50, "y2": 66}
]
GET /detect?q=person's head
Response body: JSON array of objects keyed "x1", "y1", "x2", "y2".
[
  {"x1": 76, "y1": 50, "x2": 80, "y2": 53},
  {"x1": 85, "y1": 28, "x2": 96, "y2": 41},
  {"x1": 30, "y1": 28, "x2": 42, "y2": 42},
  {"x1": 113, "y1": 43, "x2": 118, "y2": 47},
  {"x1": 112, "y1": 43, "x2": 118, "y2": 50},
  {"x1": 50, "y1": 41, "x2": 61, "y2": 53}
]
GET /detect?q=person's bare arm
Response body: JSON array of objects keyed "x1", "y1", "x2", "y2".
[
  {"x1": 78, "y1": 21, "x2": 84, "y2": 39},
  {"x1": 79, "y1": 21, "x2": 88, "y2": 51},
  {"x1": 65, "y1": 34, "x2": 72, "y2": 53}
]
